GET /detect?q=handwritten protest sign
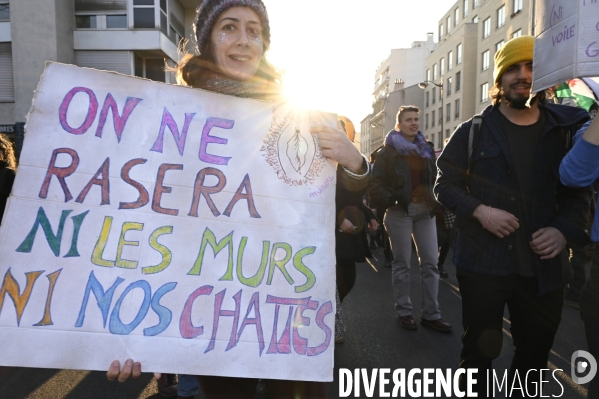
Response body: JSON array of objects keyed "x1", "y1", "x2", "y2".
[
  {"x1": 532, "y1": 0, "x2": 599, "y2": 92},
  {"x1": 0, "y1": 62, "x2": 338, "y2": 381}
]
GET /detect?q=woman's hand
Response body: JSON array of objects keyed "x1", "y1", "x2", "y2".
[
  {"x1": 310, "y1": 124, "x2": 363, "y2": 172},
  {"x1": 339, "y1": 218, "x2": 356, "y2": 233},
  {"x1": 107, "y1": 359, "x2": 142, "y2": 383},
  {"x1": 368, "y1": 219, "x2": 379, "y2": 233}
]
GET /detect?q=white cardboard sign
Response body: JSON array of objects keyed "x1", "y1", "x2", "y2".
[
  {"x1": 532, "y1": 0, "x2": 599, "y2": 92},
  {"x1": 0, "y1": 62, "x2": 338, "y2": 381}
]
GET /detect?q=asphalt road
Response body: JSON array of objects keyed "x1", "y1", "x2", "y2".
[{"x1": 0, "y1": 247, "x2": 592, "y2": 398}]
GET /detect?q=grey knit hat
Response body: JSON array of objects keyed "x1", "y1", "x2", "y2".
[{"x1": 194, "y1": 0, "x2": 270, "y2": 56}]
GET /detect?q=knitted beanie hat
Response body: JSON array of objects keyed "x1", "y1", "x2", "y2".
[
  {"x1": 194, "y1": 0, "x2": 270, "y2": 56},
  {"x1": 493, "y1": 35, "x2": 534, "y2": 83}
]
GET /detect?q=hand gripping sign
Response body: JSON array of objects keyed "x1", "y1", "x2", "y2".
[
  {"x1": 532, "y1": 0, "x2": 599, "y2": 92},
  {"x1": 0, "y1": 62, "x2": 338, "y2": 381}
]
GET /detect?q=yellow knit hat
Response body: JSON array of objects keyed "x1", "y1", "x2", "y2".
[{"x1": 493, "y1": 35, "x2": 534, "y2": 83}]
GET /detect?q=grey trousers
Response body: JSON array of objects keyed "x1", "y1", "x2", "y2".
[{"x1": 384, "y1": 203, "x2": 441, "y2": 320}]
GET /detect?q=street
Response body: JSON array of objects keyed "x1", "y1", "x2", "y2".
[{"x1": 0, "y1": 247, "x2": 591, "y2": 399}]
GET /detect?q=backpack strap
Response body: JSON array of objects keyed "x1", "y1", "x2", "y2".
[{"x1": 467, "y1": 115, "x2": 483, "y2": 175}]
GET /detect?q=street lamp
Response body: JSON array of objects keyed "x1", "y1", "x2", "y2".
[{"x1": 418, "y1": 77, "x2": 444, "y2": 148}]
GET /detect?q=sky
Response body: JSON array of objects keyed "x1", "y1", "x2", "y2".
[{"x1": 263, "y1": 0, "x2": 460, "y2": 133}]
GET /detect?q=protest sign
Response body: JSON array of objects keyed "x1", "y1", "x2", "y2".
[
  {"x1": 0, "y1": 62, "x2": 338, "y2": 381},
  {"x1": 532, "y1": 0, "x2": 599, "y2": 92}
]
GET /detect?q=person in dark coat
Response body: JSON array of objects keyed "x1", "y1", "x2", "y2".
[{"x1": 0, "y1": 134, "x2": 16, "y2": 225}]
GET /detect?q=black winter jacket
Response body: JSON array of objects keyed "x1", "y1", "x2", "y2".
[{"x1": 369, "y1": 143, "x2": 437, "y2": 213}]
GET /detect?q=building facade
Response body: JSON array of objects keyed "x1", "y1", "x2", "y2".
[
  {"x1": 0, "y1": 0, "x2": 202, "y2": 150},
  {"x1": 422, "y1": 0, "x2": 532, "y2": 150},
  {"x1": 364, "y1": 34, "x2": 437, "y2": 155}
]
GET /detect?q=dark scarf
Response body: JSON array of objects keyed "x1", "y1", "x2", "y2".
[
  {"x1": 198, "y1": 71, "x2": 282, "y2": 102},
  {"x1": 384, "y1": 130, "x2": 434, "y2": 159}
]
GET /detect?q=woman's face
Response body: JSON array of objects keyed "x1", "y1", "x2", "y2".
[
  {"x1": 210, "y1": 7, "x2": 264, "y2": 81},
  {"x1": 397, "y1": 111, "x2": 420, "y2": 142}
]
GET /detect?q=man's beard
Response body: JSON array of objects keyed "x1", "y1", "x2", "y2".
[{"x1": 500, "y1": 82, "x2": 537, "y2": 109}]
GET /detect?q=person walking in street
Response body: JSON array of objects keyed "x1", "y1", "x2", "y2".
[
  {"x1": 560, "y1": 116, "x2": 599, "y2": 399},
  {"x1": 370, "y1": 105, "x2": 451, "y2": 332},
  {"x1": 435, "y1": 36, "x2": 591, "y2": 395}
]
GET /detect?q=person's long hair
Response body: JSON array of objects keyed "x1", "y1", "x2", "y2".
[{"x1": 0, "y1": 135, "x2": 16, "y2": 170}]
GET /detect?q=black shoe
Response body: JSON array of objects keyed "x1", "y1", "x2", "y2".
[
  {"x1": 399, "y1": 315, "x2": 417, "y2": 330},
  {"x1": 421, "y1": 318, "x2": 452, "y2": 333},
  {"x1": 438, "y1": 266, "x2": 448, "y2": 278},
  {"x1": 157, "y1": 374, "x2": 178, "y2": 399}
]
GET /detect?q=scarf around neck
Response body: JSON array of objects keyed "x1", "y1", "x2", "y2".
[
  {"x1": 384, "y1": 130, "x2": 434, "y2": 159},
  {"x1": 198, "y1": 71, "x2": 282, "y2": 102}
]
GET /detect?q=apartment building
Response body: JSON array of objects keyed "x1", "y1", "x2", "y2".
[
  {"x1": 422, "y1": 0, "x2": 532, "y2": 150},
  {"x1": 0, "y1": 0, "x2": 202, "y2": 152},
  {"x1": 362, "y1": 34, "x2": 437, "y2": 155}
]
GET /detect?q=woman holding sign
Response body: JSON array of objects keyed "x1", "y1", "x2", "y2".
[{"x1": 106, "y1": 0, "x2": 368, "y2": 397}]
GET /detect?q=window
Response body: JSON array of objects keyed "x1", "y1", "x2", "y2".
[
  {"x1": 472, "y1": 15, "x2": 479, "y2": 23},
  {"x1": 0, "y1": 2, "x2": 10, "y2": 21},
  {"x1": 446, "y1": 103, "x2": 451, "y2": 122},
  {"x1": 134, "y1": 54, "x2": 167, "y2": 82},
  {"x1": 432, "y1": 87, "x2": 437, "y2": 104},
  {"x1": 439, "y1": 88, "x2": 442, "y2": 102},
  {"x1": 426, "y1": 91, "x2": 430, "y2": 107},
  {"x1": 76, "y1": 15, "x2": 97, "y2": 28},
  {"x1": 496, "y1": 40, "x2": 505, "y2": 52},
  {"x1": 440, "y1": 57, "x2": 445, "y2": 76},
  {"x1": 463, "y1": 0, "x2": 469, "y2": 17},
  {"x1": 426, "y1": 69, "x2": 431, "y2": 81},
  {"x1": 159, "y1": 0, "x2": 168, "y2": 36},
  {"x1": 134, "y1": 0, "x2": 155, "y2": 29},
  {"x1": 431, "y1": 133, "x2": 435, "y2": 147},
  {"x1": 448, "y1": 51, "x2": 453, "y2": 71},
  {"x1": 513, "y1": 0, "x2": 523, "y2": 14},
  {"x1": 432, "y1": 110, "x2": 436, "y2": 127},
  {"x1": 455, "y1": 8, "x2": 460, "y2": 26},
  {"x1": 445, "y1": 129, "x2": 451, "y2": 140},
  {"x1": 473, "y1": 0, "x2": 479, "y2": 8},
  {"x1": 107, "y1": 15, "x2": 127, "y2": 28},
  {"x1": 455, "y1": 99, "x2": 461, "y2": 119},
  {"x1": 425, "y1": 114, "x2": 429, "y2": 129},
  {"x1": 76, "y1": 14, "x2": 126, "y2": 29},
  {"x1": 482, "y1": 50, "x2": 490, "y2": 70},
  {"x1": 457, "y1": 43, "x2": 463, "y2": 64},
  {"x1": 439, "y1": 107, "x2": 443, "y2": 125},
  {"x1": 0, "y1": 43, "x2": 14, "y2": 102},
  {"x1": 497, "y1": 5, "x2": 505, "y2": 28},
  {"x1": 483, "y1": 17, "x2": 491, "y2": 38},
  {"x1": 447, "y1": 16, "x2": 451, "y2": 33},
  {"x1": 433, "y1": 63, "x2": 438, "y2": 80},
  {"x1": 456, "y1": 71, "x2": 461, "y2": 92},
  {"x1": 439, "y1": 24, "x2": 444, "y2": 41},
  {"x1": 512, "y1": 29, "x2": 522, "y2": 38},
  {"x1": 481, "y1": 82, "x2": 489, "y2": 102},
  {"x1": 447, "y1": 77, "x2": 452, "y2": 96},
  {"x1": 438, "y1": 133, "x2": 443, "y2": 149}
]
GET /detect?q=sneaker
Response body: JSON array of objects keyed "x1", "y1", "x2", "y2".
[
  {"x1": 399, "y1": 315, "x2": 417, "y2": 330},
  {"x1": 421, "y1": 318, "x2": 452, "y2": 333},
  {"x1": 157, "y1": 373, "x2": 178, "y2": 399}
]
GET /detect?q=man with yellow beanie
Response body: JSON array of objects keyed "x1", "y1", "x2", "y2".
[{"x1": 435, "y1": 36, "x2": 591, "y2": 395}]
